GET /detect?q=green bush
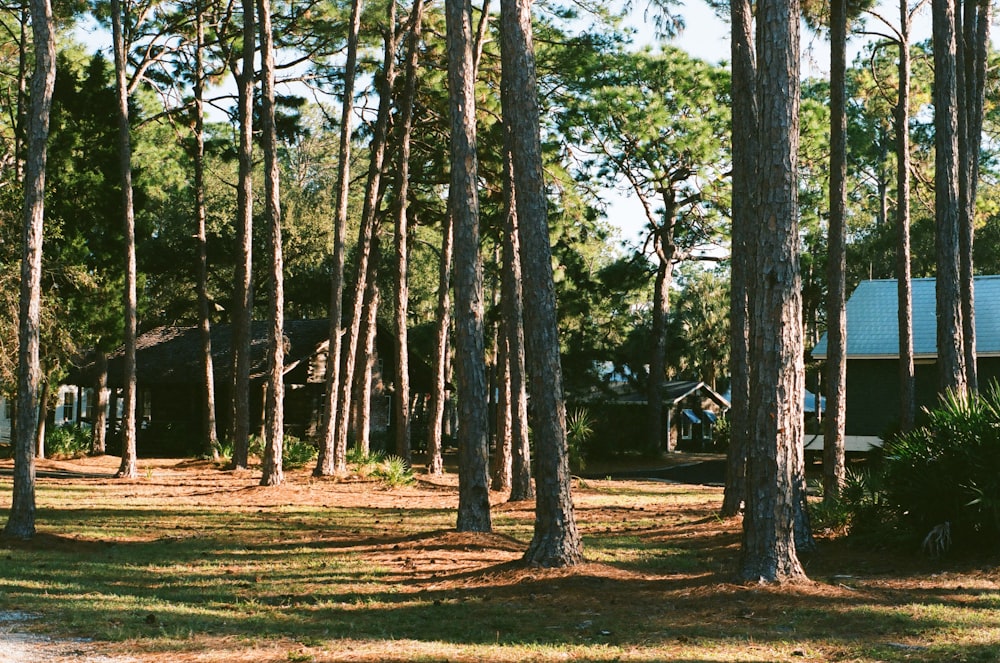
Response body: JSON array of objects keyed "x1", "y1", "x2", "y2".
[
  {"x1": 810, "y1": 468, "x2": 895, "y2": 541},
  {"x1": 218, "y1": 434, "x2": 317, "y2": 469},
  {"x1": 348, "y1": 448, "x2": 386, "y2": 479},
  {"x1": 283, "y1": 435, "x2": 317, "y2": 469},
  {"x1": 881, "y1": 386, "x2": 1000, "y2": 549},
  {"x1": 46, "y1": 423, "x2": 91, "y2": 459},
  {"x1": 566, "y1": 407, "x2": 594, "y2": 472},
  {"x1": 372, "y1": 454, "x2": 414, "y2": 488},
  {"x1": 711, "y1": 417, "x2": 731, "y2": 453}
]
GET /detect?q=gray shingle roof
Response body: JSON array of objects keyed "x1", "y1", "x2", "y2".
[{"x1": 812, "y1": 276, "x2": 1000, "y2": 359}]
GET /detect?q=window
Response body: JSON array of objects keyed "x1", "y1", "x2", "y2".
[
  {"x1": 681, "y1": 409, "x2": 699, "y2": 440},
  {"x1": 702, "y1": 410, "x2": 718, "y2": 442},
  {"x1": 63, "y1": 391, "x2": 75, "y2": 423}
]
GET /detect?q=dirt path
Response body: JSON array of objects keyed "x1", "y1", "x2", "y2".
[{"x1": 0, "y1": 612, "x2": 133, "y2": 663}]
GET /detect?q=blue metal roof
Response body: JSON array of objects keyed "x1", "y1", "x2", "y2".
[{"x1": 812, "y1": 276, "x2": 1000, "y2": 359}]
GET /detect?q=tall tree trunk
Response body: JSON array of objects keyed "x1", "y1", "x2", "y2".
[
  {"x1": 391, "y1": 0, "x2": 426, "y2": 465},
  {"x1": 230, "y1": 0, "x2": 256, "y2": 470},
  {"x1": 426, "y1": 214, "x2": 453, "y2": 476},
  {"x1": 501, "y1": 156, "x2": 532, "y2": 501},
  {"x1": 352, "y1": 246, "x2": 380, "y2": 456},
  {"x1": 721, "y1": 0, "x2": 757, "y2": 518},
  {"x1": 501, "y1": 0, "x2": 581, "y2": 565},
  {"x1": 193, "y1": 2, "x2": 219, "y2": 458},
  {"x1": 333, "y1": 10, "x2": 398, "y2": 474},
  {"x1": 4, "y1": 0, "x2": 55, "y2": 540},
  {"x1": 957, "y1": 0, "x2": 989, "y2": 393},
  {"x1": 823, "y1": 0, "x2": 847, "y2": 501},
  {"x1": 315, "y1": 0, "x2": 363, "y2": 477},
  {"x1": 648, "y1": 220, "x2": 675, "y2": 453},
  {"x1": 14, "y1": 3, "x2": 28, "y2": 178},
  {"x1": 259, "y1": 0, "x2": 284, "y2": 487},
  {"x1": 738, "y1": 0, "x2": 808, "y2": 583},
  {"x1": 91, "y1": 349, "x2": 108, "y2": 455},
  {"x1": 492, "y1": 327, "x2": 513, "y2": 492},
  {"x1": 446, "y1": 0, "x2": 491, "y2": 533},
  {"x1": 35, "y1": 380, "x2": 48, "y2": 458},
  {"x1": 896, "y1": 2, "x2": 916, "y2": 432},
  {"x1": 933, "y1": 0, "x2": 967, "y2": 396},
  {"x1": 194, "y1": 1, "x2": 219, "y2": 459},
  {"x1": 112, "y1": 0, "x2": 138, "y2": 479}
]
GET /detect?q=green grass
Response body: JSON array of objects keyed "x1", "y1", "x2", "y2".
[{"x1": 2, "y1": 464, "x2": 1000, "y2": 661}]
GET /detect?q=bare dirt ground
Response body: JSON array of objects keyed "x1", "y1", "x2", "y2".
[
  {"x1": 3, "y1": 454, "x2": 1000, "y2": 662},
  {"x1": 0, "y1": 610, "x2": 133, "y2": 663}
]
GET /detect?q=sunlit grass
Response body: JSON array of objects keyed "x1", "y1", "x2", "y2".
[{"x1": 3, "y1": 463, "x2": 1000, "y2": 661}]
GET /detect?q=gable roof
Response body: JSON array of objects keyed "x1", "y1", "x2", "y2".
[
  {"x1": 812, "y1": 276, "x2": 1000, "y2": 360},
  {"x1": 67, "y1": 320, "x2": 331, "y2": 388},
  {"x1": 599, "y1": 380, "x2": 731, "y2": 410}
]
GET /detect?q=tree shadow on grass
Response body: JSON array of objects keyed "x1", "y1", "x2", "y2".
[{"x1": 3, "y1": 507, "x2": 998, "y2": 661}]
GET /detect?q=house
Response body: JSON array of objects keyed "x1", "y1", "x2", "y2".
[
  {"x1": 582, "y1": 380, "x2": 731, "y2": 454},
  {"x1": 0, "y1": 385, "x2": 117, "y2": 445},
  {"x1": 811, "y1": 276, "x2": 1000, "y2": 451},
  {"x1": 64, "y1": 320, "x2": 393, "y2": 456}
]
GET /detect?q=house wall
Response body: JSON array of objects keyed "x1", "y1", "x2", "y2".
[
  {"x1": 672, "y1": 395, "x2": 722, "y2": 452},
  {"x1": 846, "y1": 357, "x2": 1000, "y2": 439}
]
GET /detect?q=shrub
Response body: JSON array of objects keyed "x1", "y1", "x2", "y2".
[
  {"x1": 217, "y1": 434, "x2": 316, "y2": 469},
  {"x1": 248, "y1": 434, "x2": 265, "y2": 459},
  {"x1": 348, "y1": 448, "x2": 385, "y2": 478},
  {"x1": 566, "y1": 407, "x2": 594, "y2": 472},
  {"x1": 810, "y1": 468, "x2": 895, "y2": 542},
  {"x1": 46, "y1": 424, "x2": 91, "y2": 459},
  {"x1": 218, "y1": 440, "x2": 235, "y2": 465},
  {"x1": 372, "y1": 455, "x2": 414, "y2": 488},
  {"x1": 282, "y1": 435, "x2": 317, "y2": 469},
  {"x1": 711, "y1": 417, "x2": 731, "y2": 453},
  {"x1": 881, "y1": 386, "x2": 1000, "y2": 549}
]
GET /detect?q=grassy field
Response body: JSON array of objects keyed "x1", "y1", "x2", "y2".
[{"x1": 2, "y1": 454, "x2": 1000, "y2": 662}]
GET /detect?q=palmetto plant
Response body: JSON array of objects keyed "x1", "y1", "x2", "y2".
[
  {"x1": 882, "y1": 384, "x2": 1000, "y2": 548},
  {"x1": 566, "y1": 407, "x2": 595, "y2": 472}
]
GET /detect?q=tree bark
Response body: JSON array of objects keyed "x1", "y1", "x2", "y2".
[
  {"x1": 501, "y1": 0, "x2": 581, "y2": 565},
  {"x1": 823, "y1": 0, "x2": 847, "y2": 501},
  {"x1": 446, "y1": 0, "x2": 491, "y2": 533},
  {"x1": 91, "y1": 350, "x2": 108, "y2": 455},
  {"x1": 737, "y1": 0, "x2": 808, "y2": 584},
  {"x1": 896, "y1": 1, "x2": 916, "y2": 433},
  {"x1": 391, "y1": 0, "x2": 426, "y2": 465},
  {"x1": 314, "y1": 0, "x2": 363, "y2": 477},
  {"x1": 721, "y1": 0, "x2": 757, "y2": 518},
  {"x1": 648, "y1": 218, "x2": 675, "y2": 453},
  {"x1": 933, "y1": 0, "x2": 967, "y2": 396},
  {"x1": 501, "y1": 158, "x2": 532, "y2": 501},
  {"x1": 426, "y1": 214, "x2": 453, "y2": 476},
  {"x1": 194, "y1": 0, "x2": 219, "y2": 460},
  {"x1": 230, "y1": 0, "x2": 256, "y2": 470},
  {"x1": 4, "y1": 0, "x2": 55, "y2": 540},
  {"x1": 352, "y1": 246, "x2": 380, "y2": 456},
  {"x1": 333, "y1": 9, "x2": 397, "y2": 473},
  {"x1": 491, "y1": 327, "x2": 513, "y2": 492},
  {"x1": 112, "y1": 0, "x2": 138, "y2": 479},
  {"x1": 35, "y1": 380, "x2": 48, "y2": 459},
  {"x1": 259, "y1": 0, "x2": 284, "y2": 487},
  {"x1": 957, "y1": 0, "x2": 989, "y2": 393}
]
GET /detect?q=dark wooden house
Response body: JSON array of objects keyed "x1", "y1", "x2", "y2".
[
  {"x1": 66, "y1": 320, "x2": 393, "y2": 456},
  {"x1": 583, "y1": 380, "x2": 731, "y2": 454},
  {"x1": 811, "y1": 276, "x2": 1000, "y2": 451}
]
